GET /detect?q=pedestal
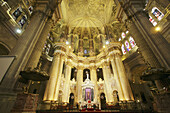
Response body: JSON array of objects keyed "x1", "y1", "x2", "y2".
[{"x1": 11, "y1": 93, "x2": 38, "y2": 113}]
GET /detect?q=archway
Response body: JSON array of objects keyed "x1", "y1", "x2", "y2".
[
  {"x1": 100, "y1": 93, "x2": 106, "y2": 110},
  {"x1": 0, "y1": 43, "x2": 10, "y2": 55},
  {"x1": 83, "y1": 69, "x2": 90, "y2": 81},
  {"x1": 113, "y1": 90, "x2": 119, "y2": 103},
  {"x1": 69, "y1": 93, "x2": 74, "y2": 106},
  {"x1": 97, "y1": 68, "x2": 104, "y2": 81}
]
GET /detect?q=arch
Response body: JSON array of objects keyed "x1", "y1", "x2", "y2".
[
  {"x1": 83, "y1": 69, "x2": 90, "y2": 81},
  {"x1": 97, "y1": 68, "x2": 104, "y2": 81},
  {"x1": 69, "y1": 93, "x2": 74, "y2": 106},
  {"x1": 113, "y1": 90, "x2": 119, "y2": 102},
  {"x1": 71, "y1": 67, "x2": 77, "y2": 80},
  {"x1": 100, "y1": 93, "x2": 106, "y2": 110},
  {"x1": 0, "y1": 43, "x2": 10, "y2": 55}
]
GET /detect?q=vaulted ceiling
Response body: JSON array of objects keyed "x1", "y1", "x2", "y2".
[
  {"x1": 61, "y1": 0, "x2": 116, "y2": 33},
  {"x1": 53, "y1": 0, "x2": 119, "y2": 56}
]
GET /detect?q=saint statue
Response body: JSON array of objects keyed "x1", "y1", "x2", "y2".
[{"x1": 86, "y1": 71, "x2": 89, "y2": 80}]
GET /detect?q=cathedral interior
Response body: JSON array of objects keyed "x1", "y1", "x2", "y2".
[{"x1": 0, "y1": 0, "x2": 170, "y2": 113}]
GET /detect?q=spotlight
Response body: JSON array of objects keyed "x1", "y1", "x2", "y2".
[
  {"x1": 16, "y1": 29, "x2": 22, "y2": 34},
  {"x1": 106, "y1": 41, "x2": 109, "y2": 45},
  {"x1": 66, "y1": 41, "x2": 69, "y2": 45},
  {"x1": 155, "y1": 27, "x2": 160, "y2": 31}
]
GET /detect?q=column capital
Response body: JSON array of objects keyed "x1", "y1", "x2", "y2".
[
  {"x1": 89, "y1": 65, "x2": 97, "y2": 70},
  {"x1": 65, "y1": 61, "x2": 72, "y2": 67},
  {"x1": 102, "y1": 61, "x2": 110, "y2": 67},
  {"x1": 77, "y1": 66, "x2": 84, "y2": 70}
]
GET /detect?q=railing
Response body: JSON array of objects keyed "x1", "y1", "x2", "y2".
[{"x1": 36, "y1": 100, "x2": 154, "y2": 112}]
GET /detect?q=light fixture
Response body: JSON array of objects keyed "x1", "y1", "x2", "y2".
[
  {"x1": 16, "y1": 29, "x2": 22, "y2": 34},
  {"x1": 106, "y1": 41, "x2": 109, "y2": 45},
  {"x1": 103, "y1": 45, "x2": 106, "y2": 48},
  {"x1": 69, "y1": 46, "x2": 71, "y2": 48},
  {"x1": 155, "y1": 27, "x2": 160, "y2": 31},
  {"x1": 66, "y1": 41, "x2": 69, "y2": 45},
  {"x1": 126, "y1": 30, "x2": 129, "y2": 34}
]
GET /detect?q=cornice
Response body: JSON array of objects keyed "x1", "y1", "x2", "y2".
[{"x1": 52, "y1": 42, "x2": 122, "y2": 69}]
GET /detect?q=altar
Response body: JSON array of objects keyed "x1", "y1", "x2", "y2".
[{"x1": 80, "y1": 71, "x2": 98, "y2": 110}]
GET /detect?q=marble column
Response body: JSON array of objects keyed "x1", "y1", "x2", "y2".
[
  {"x1": 115, "y1": 54, "x2": 134, "y2": 100},
  {"x1": 90, "y1": 67, "x2": 98, "y2": 103},
  {"x1": 1, "y1": 10, "x2": 50, "y2": 89},
  {"x1": 110, "y1": 57, "x2": 124, "y2": 100},
  {"x1": 124, "y1": 1, "x2": 170, "y2": 69},
  {"x1": 102, "y1": 64, "x2": 113, "y2": 103},
  {"x1": 25, "y1": 19, "x2": 52, "y2": 69},
  {"x1": 43, "y1": 53, "x2": 61, "y2": 100},
  {"x1": 62, "y1": 63, "x2": 72, "y2": 103},
  {"x1": 76, "y1": 68, "x2": 83, "y2": 103},
  {"x1": 53, "y1": 57, "x2": 64, "y2": 101}
]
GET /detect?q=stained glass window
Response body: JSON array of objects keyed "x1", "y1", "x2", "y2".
[
  {"x1": 18, "y1": 15, "x2": 27, "y2": 28},
  {"x1": 129, "y1": 37, "x2": 136, "y2": 48},
  {"x1": 149, "y1": 15, "x2": 157, "y2": 26},
  {"x1": 121, "y1": 44, "x2": 126, "y2": 54},
  {"x1": 121, "y1": 32, "x2": 126, "y2": 39},
  {"x1": 152, "y1": 7, "x2": 164, "y2": 21},
  {"x1": 28, "y1": 6, "x2": 33, "y2": 14},
  {"x1": 12, "y1": 7, "x2": 22, "y2": 20},
  {"x1": 125, "y1": 40, "x2": 131, "y2": 51}
]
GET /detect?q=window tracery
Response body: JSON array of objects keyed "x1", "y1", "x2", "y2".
[{"x1": 151, "y1": 7, "x2": 164, "y2": 21}]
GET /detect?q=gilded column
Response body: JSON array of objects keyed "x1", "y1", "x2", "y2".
[
  {"x1": 115, "y1": 53, "x2": 134, "y2": 100},
  {"x1": 62, "y1": 63, "x2": 72, "y2": 103},
  {"x1": 110, "y1": 56, "x2": 124, "y2": 100},
  {"x1": 90, "y1": 67, "x2": 98, "y2": 103},
  {"x1": 53, "y1": 57, "x2": 64, "y2": 100},
  {"x1": 43, "y1": 53, "x2": 61, "y2": 100},
  {"x1": 102, "y1": 63, "x2": 113, "y2": 103},
  {"x1": 76, "y1": 67, "x2": 83, "y2": 103}
]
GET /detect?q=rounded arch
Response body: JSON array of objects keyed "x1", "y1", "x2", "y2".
[
  {"x1": 71, "y1": 67, "x2": 77, "y2": 80},
  {"x1": 69, "y1": 93, "x2": 74, "y2": 106},
  {"x1": 113, "y1": 90, "x2": 119, "y2": 102},
  {"x1": 100, "y1": 92, "x2": 106, "y2": 110},
  {"x1": 83, "y1": 68, "x2": 90, "y2": 81},
  {"x1": 0, "y1": 43, "x2": 10, "y2": 55}
]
